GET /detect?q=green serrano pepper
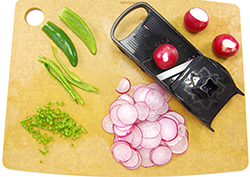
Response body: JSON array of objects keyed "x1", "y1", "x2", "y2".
[
  {"x1": 42, "y1": 21, "x2": 78, "y2": 67},
  {"x1": 59, "y1": 7, "x2": 97, "y2": 55}
]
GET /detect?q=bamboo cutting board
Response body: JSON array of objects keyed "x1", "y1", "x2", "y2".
[{"x1": 3, "y1": 0, "x2": 248, "y2": 176}]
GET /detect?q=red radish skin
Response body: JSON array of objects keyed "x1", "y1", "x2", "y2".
[
  {"x1": 153, "y1": 44, "x2": 178, "y2": 69},
  {"x1": 102, "y1": 78, "x2": 189, "y2": 169},
  {"x1": 212, "y1": 34, "x2": 239, "y2": 58},
  {"x1": 184, "y1": 7, "x2": 209, "y2": 33}
]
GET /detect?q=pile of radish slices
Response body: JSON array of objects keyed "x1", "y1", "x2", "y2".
[{"x1": 102, "y1": 77, "x2": 189, "y2": 170}]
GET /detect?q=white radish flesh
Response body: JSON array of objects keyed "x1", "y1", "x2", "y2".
[{"x1": 137, "y1": 121, "x2": 161, "y2": 139}]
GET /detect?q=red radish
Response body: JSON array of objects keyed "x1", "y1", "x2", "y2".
[
  {"x1": 184, "y1": 7, "x2": 209, "y2": 33},
  {"x1": 212, "y1": 34, "x2": 239, "y2": 58},
  {"x1": 102, "y1": 114, "x2": 114, "y2": 134},
  {"x1": 153, "y1": 44, "x2": 178, "y2": 69},
  {"x1": 150, "y1": 146, "x2": 172, "y2": 165},
  {"x1": 116, "y1": 77, "x2": 131, "y2": 94},
  {"x1": 102, "y1": 78, "x2": 189, "y2": 169}
]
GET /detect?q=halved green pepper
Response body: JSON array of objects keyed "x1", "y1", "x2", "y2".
[
  {"x1": 59, "y1": 7, "x2": 97, "y2": 55},
  {"x1": 42, "y1": 21, "x2": 78, "y2": 67}
]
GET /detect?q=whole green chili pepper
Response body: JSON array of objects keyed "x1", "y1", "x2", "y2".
[
  {"x1": 42, "y1": 21, "x2": 78, "y2": 67},
  {"x1": 59, "y1": 7, "x2": 97, "y2": 55}
]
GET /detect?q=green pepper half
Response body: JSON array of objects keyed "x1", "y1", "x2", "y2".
[
  {"x1": 42, "y1": 21, "x2": 78, "y2": 67},
  {"x1": 59, "y1": 7, "x2": 97, "y2": 55}
]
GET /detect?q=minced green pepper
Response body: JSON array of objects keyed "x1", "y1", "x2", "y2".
[
  {"x1": 59, "y1": 7, "x2": 97, "y2": 55},
  {"x1": 42, "y1": 21, "x2": 78, "y2": 67}
]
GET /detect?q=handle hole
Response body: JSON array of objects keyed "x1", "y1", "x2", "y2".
[
  {"x1": 25, "y1": 8, "x2": 44, "y2": 26},
  {"x1": 114, "y1": 7, "x2": 148, "y2": 41}
]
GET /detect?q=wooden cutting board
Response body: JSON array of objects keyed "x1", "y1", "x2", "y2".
[{"x1": 3, "y1": 0, "x2": 248, "y2": 176}]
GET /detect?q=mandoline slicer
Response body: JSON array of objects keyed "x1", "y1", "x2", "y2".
[{"x1": 110, "y1": 2, "x2": 244, "y2": 131}]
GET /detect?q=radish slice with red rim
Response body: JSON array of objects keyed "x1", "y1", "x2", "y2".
[
  {"x1": 112, "y1": 141, "x2": 133, "y2": 162},
  {"x1": 150, "y1": 146, "x2": 172, "y2": 165},
  {"x1": 117, "y1": 93, "x2": 135, "y2": 105},
  {"x1": 164, "y1": 111, "x2": 185, "y2": 125},
  {"x1": 137, "y1": 121, "x2": 161, "y2": 139},
  {"x1": 140, "y1": 133, "x2": 162, "y2": 149},
  {"x1": 133, "y1": 86, "x2": 151, "y2": 102},
  {"x1": 159, "y1": 118, "x2": 178, "y2": 141},
  {"x1": 146, "y1": 109, "x2": 160, "y2": 122},
  {"x1": 130, "y1": 125, "x2": 143, "y2": 148},
  {"x1": 117, "y1": 103, "x2": 138, "y2": 125},
  {"x1": 147, "y1": 83, "x2": 164, "y2": 95},
  {"x1": 134, "y1": 101, "x2": 150, "y2": 121},
  {"x1": 110, "y1": 105, "x2": 126, "y2": 127},
  {"x1": 102, "y1": 114, "x2": 114, "y2": 134},
  {"x1": 145, "y1": 89, "x2": 165, "y2": 110},
  {"x1": 109, "y1": 99, "x2": 129, "y2": 112},
  {"x1": 154, "y1": 101, "x2": 169, "y2": 115},
  {"x1": 137, "y1": 148, "x2": 155, "y2": 168},
  {"x1": 122, "y1": 149, "x2": 142, "y2": 169},
  {"x1": 116, "y1": 77, "x2": 131, "y2": 94},
  {"x1": 113, "y1": 124, "x2": 134, "y2": 137},
  {"x1": 168, "y1": 135, "x2": 189, "y2": 155}
]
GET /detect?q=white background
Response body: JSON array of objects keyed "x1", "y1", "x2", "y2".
[{"x1": 0, "y1": 0, "x2": 249, "y2": 177}]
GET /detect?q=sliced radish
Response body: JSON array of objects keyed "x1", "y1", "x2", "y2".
[
  {"x1": 102, "y1": 114, "x2": 114, "y2": 134},
  {"x1": 184, "y1": 7, "x2": 209, "y2": 33},
  {"x1": 159, "y1": 118, "x2": 178, "y2": 141},
  {"x1": 113, "y1": 124, "x2": 134, "y2": 137},
  {"x1": 116, "y1": 77, "x2": 131, "y2": 94},
  {"x1": 178, "y1": 124, "x2": 187, "y2": 137},
  {"x1": 140, "y1": 133, "x2": 162, "y2": 149},
  {"x1": 122, "y1": 149, "x2": 141, "y2": 170},
  {"x1": 137, "y1": 148, "x2": 155, "y2": 168},
  {"x1": 164, "y1": 91, "x2": 172, "y2": 102},
  {"x1": 137, "y1": 121, "x2": 161, "y2": 139},
  {"x1": 109, "y1": 99, "x2": 129, "y2": 112},
  {"x1": 130, "y1": 125, "x2": 143, "y2": 148},
  {"x1": 110, "y1": 105, "x2": 126, "y2": 127},
  {"x1": 150, "y1": 146, "x2": 172, "y2": 165},
  {"x1": 164, "y1": 111, "x2": 185, "y2": 125},
  {"x1": 145, "y1": 89, "x2": 165, "y2": 110},
  {"x1": 146, "y1": 109, "x2": 160, "y2": 122},
  {"x1": 168, "y1": 135, "x2": 189, "y2": 155},
  {"x1": 155, "y1": 101, "x2": 169, "y2": 115},
  {"x1": 117, "y1": 103, "x2": 138, "y2": 125},
  {"x1": 112, "y1": 141, "x2": 133, "y2": 163},
  {"x1": 103, "y1": 79, "x2": 189, "y2": 170},
  {"x1": 133, "y1": 86, "x2": 151, "y2": 102},
  {"x1": 147, "y1": 83, "x2": 164, "y2": 95},
  {"x1": 117, "y1": 93, "x2": 135, "y2": 105},
  {"x1": 134, "y1": 101, "x2": 150, "y2": 121}
]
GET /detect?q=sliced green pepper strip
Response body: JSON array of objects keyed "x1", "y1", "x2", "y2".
[
  {"x1": 42, "y1": 21, "x2": 78, "y2": 67},
  {"x1": 51, "y1": 45, "x2": 81, "y2": 82},
  {"x1": 59, "y1": 7, "x2": 97, "y2": 55}
]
